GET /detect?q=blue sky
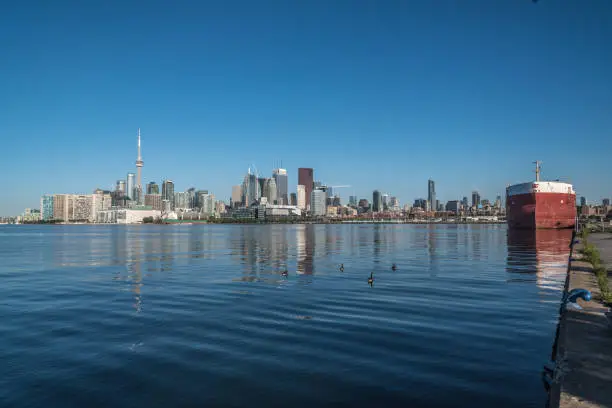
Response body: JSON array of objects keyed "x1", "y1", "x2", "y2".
[{"x1": 1, "y1": 0, "x2": 611, "y2": 214}]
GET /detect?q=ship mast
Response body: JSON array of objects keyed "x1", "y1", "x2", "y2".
[{"x1": 533, "y1": 160, "x2": 541, "y2": 182}]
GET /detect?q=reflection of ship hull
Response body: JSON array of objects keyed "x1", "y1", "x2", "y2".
[
  {"x1": 506, "y1": 182, "x2": 576, "y2": 230},
  {"x1": 507, "y1": 229, "x2": 573, "y2": 289}
]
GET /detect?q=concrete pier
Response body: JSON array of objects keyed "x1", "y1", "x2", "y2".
[{"x1": 551, "y1": 233, "x2": 612, "y2": 408}]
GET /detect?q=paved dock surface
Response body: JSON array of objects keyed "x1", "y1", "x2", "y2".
[{"x1": 553, "y1": 234, "x2": 612, "y2": 408}]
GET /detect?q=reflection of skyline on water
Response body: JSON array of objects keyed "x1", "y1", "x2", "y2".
[{"x1": 506, "y1": 229, "x2": 573, "y2": 291}]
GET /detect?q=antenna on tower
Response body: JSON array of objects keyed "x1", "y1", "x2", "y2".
[{"x1": 533, "y1": 160, "x2": 542, "y2": 182}]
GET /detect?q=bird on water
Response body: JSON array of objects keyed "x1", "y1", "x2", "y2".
[
  {"x1": 391, "y1": 263, "x2": 397, "y2": 271},
  {"x1": 281, "y1": 269, "x2": 288, "y2": 277},
  {"x1": 368, "y1": 272, "x2": 374, "y2": 285},
  {"x1": 339, "y1": 263, "x2": 344, "y2": 272}
]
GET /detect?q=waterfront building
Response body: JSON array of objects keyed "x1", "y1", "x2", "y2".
[
  {"x1": 162, "y1": 180, "x2": 175, "y2": 209},
  {"x1": 428, "y1": 179, "x2": 436, "y2": 213},
  {"x1": 97, "y1": 208, "x2": 161, "y2": 224},
  {"x1": 200, "y1": 193, "x2": 216, "y2": 216},
  {"x1": 298, "y1": 168, "x2": 314, "y2": 210},
  {"x1": 91, "y1": 190, "x2": 112, "y2": 222},
  {"x1": 40, "y1": 195, "x2": 54, "y2": 221},
  {"x1": 126, "y1": 173, "x2": 135, "y2": 200},
  {"x1": 372, "y1": 190, "x2": 382, "y2": 212},
  {"x1": 389, "y1": 197, "x2": 400, "y2": 212},
  {"x1": 273, "y1": 168, "x2": 288, "y2": 205},
  {"x1": 358, "y1": 199, "x2": 369, "y2": 209},
  {"x1": 311, "y1": 189, "x2": 326, "y2": 216},
  {"x1": 53, "y1": 194, "x2": 71, "y2": 221},
  {"x1": 147, "y1": 182, "x2": 159, "y2": 195},
  {"x1": 144, "y1": 194, "x2": 163, "y2": 211},
  {"x1": 472, "y1": 191, "x2": 481, "y2": 208}
]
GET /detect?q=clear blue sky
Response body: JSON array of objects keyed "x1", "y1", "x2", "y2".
[{"x1": 1, "y1": 0, "x2": 611, "y2": 215}]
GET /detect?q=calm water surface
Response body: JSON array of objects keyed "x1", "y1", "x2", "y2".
[{"x1": 0, "y1": 224, "x2": 572, "y2": 407}]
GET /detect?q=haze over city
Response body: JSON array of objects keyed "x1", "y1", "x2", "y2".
[{"x1": 1, "y1": 1, "x2": 611, "y2": 215}]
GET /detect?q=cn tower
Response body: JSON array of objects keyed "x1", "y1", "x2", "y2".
[{"x1": 135, "y1": 128, "x2": 144, "y2": 197}]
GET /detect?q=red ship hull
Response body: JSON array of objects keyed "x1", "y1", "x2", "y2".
[{"x1": 506, "y1": 192, "x2": 576, "y2": 230}]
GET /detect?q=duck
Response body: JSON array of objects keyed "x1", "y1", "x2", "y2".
[
  {"x1": 391, "y1": 263, "x2": 397, "y2": 271},
  {"x1": 368, "y1": 272, "x2": 374, "y2": 285},
  {"x1": 281, "y1": 269, "x2": 289, "y2": 277},
  {"x1": 339, "y1": 263, "x2": 344, "y2": 272}
]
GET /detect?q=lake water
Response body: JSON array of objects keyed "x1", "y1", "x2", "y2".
[{"x1": 0, "y1": 224, "x2": 572, "y2": 407}]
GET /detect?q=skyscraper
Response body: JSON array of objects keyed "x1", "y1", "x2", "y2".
[
  {"x1": 472, "y1": 191, "x2": 481, "y2": 208},
  {"x1": 603, "y1": 198, "x2": 610, "y2": 207},
  {"x1": 298, "y1": 168, "x2": 314, "y2": 210},
  {"x1": 273, "y1": 168, "x2": 288, "y2": 205},
  {"x1": 135, "y1": 128, "x2": 144, "y2": 204},
  {"x1": 428, "y1": 179, "x2": 436, "y2": 212},
  {"x1": 349, "y1": 196, "x2": 357, "y2": 206},
  {"x1": 174, "y1": 192, "x2": 188, "y2": 209},
  {"x1": 372, "y1": 190, "x2": 382, "y2": 212},
  {"x1": 580, "y1": 196, "x2": 587, "y2": 207},
  {"x1": 162, "y1": 180, "x2": 175, "y2": 209},
  {"x1": 265, "y1": 178, "x2": 277, "y2": 204},
  {"x1": 40, "y1": 195, "x2": 54, "y2": 221},
  {"x1": 382, "y1": 193, "x2": 390, "y2": 211},
  {"x1": 126, "y1": 173, "x2": 135, "y2": 200},
  {"x1": 290, "y1": 193, "x2": 297, "y2": 206},
  {"x1": 462, "y1": 196, "x2": 468, "y2": 209},
  {"x1": 231, "y1": 185, "x2": 242, "y2": 207},
  {"x1": 311, "y1": 189, "x2": 326, "y2": 216},
  {"x1": 116, "y1": 180, "x2": 126, "y2": 195},
  {"x1": 147, "y1": 182, "x2": 159, "y2": 195},
  {"x1": 242, "y1": 169, "x2": 259, "y2": 206},
  {"x1": 297, "y1": 185, "x2": 306, "y2": 210}
]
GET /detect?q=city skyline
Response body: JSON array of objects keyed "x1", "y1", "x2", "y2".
[{"x1": 1, "y1": 1, "x2": 611, "y2": 214}]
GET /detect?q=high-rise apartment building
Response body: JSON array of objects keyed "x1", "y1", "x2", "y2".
[
  {"x1": 297, "y1": 185, "x2": 306, "y2": 210},
  {"x1": 472, "y1": 191, "x2": 481, "y2": 208},
  {"x1": 580, "y1": 197, "x2": 587, "y2": 207},
  {"x1": 382, "y1": 193, "x2": 390, "y2": 211},
  {"x1": 604, "y1": 198, "x2": 610, "y2": 207},
  {"x1": 349, "y1": 196, "x2": 357, "y2": 206},
  {"x1": 126, "y1": 173, "x2": 135, "y2": 200},
  {"x1": 372, "y1": 190, "x2": 382, "y2": 212},
  {"x1": 40, "y1": 195, "x2": 54, "y2": 221},
  {"x1": 298, "y1": 168, "x2": 314, "y2": 210},
  {"x1": 162, "y1": 180, "x2": 175, "y2": 209},
  {"x1": 290, "y1": 193, "x2": 297, "y2": 206},
  {"x1": 311, "y1": 189, "x2": 326, "y2": 216},
  {"x1": 144, "y1": 194, "x2": 162, "y2": 211},
  {"x1": 273, "y1": 168, "x2": 288, "y2": 205},
  {"x1": 462, "y1": 197, "x2": 469, "y2": 209},
  {"x1": 147, "y1": 182, "x2": 159, "y2": 195},
  {"x1": 242, "y1": 170, "x2": 259, "y2": 207},
  {"x1": 116, "y1": 180, "x2": 126, "y2": 195},
  {"x1": 174, "y1": 192, "x2": 188, "y2": 209}
]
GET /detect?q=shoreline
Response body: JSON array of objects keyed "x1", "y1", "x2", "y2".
[
  {"x1": 549, "y1": 233, "x2": 612, "y2": 408},
  {"x1": 7, "y1": 220, "x2": 507, "y2": 226}
]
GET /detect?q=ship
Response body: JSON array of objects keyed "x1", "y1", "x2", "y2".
[{"x1": 506, "y1": 161, "x2": 576, "y2": 230}]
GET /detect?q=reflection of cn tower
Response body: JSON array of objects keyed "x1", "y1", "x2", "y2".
[
  {"x1": 125, "y1": 232, "x2": 143, "y2": 313},
  {"x1": 296, "y1": 225, "x2": 315, "y2": 274},
  {"x1": 135, "y1": 128, "x2": 144, "y2": 203}
]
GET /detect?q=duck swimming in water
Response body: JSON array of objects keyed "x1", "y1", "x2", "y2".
[
  {"x1": 339, "y1": 263, "x2": 344, "y2": 272},
  {"x1": 281, "y1": 269, "x2": 288, "y2": 277},
  {"x1": 391, "y1": 263, "x2": 397, "y2": 271},
  {"x1": 368, "y1": 272, "x2": 374, "y2": 285}
]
